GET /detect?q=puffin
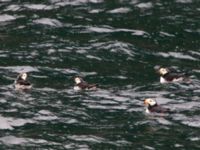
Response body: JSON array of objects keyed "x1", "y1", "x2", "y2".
[
  {"x1": 157, "y1": 67, "x2": 187, "y2": 83},
  {"x1": 73, "y1": 76, "x2": 97, "y2": 91},
  {"x1": 14, "y1": 72, "x2": 32, "y2": 90},
  {"x1": 144, "y1": 98, "x2": 170, "y2": 114}
]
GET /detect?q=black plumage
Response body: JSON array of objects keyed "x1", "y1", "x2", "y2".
[
  {"x1": 144, "y1": 98, "x2": 171, "y2": 114},
  {"x1": 147, "y1": 104, "x2": 170, "y2": 113},
  {"x1": 162, "y1": 72, "x2": 185, "y2": 82},
  {"x1": 74, "y1": 77, "x2": 97, "y2": 90},
  {"x1": 157, "y1": 67, "x2": 189, "y2": 83},
  {"x1": 76, "y1": 82, "x2": 97, "y2": 90},
  {"x1": 14, "y1": 73, "x2": 32, "y2": 90},
  {"x1": 16, "y1": 79, "x2": 31, "y2": 86}
]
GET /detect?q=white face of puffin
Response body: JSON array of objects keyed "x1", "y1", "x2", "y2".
[
  {"x1": 74, "y1": 77, "x2": 82, "y2": 84},
  {"x1": 144, "y1": 98, "x2": 157, "y2": 107},
  {"x1": 159, "y1": 68, "x2": 169, "y2": 75},
  {"x1": 21, "y1": 73, "x2": 28, "y2": 80}
]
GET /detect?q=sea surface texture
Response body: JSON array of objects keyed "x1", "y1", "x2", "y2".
[{"x1": 0, "y1": 0, "x2": 199, "y2": 149}]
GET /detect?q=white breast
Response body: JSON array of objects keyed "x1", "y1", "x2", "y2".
[
  {"x1": 74, "y1": 86, "x2": 81, "y2": 91},
  {"x1": 160, "y1": 77, "x2": 168, "y2": 83},
  {"x1": 145, "y1": 108, "x2": 150, "y2": 114}
]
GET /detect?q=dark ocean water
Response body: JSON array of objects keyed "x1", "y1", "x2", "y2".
[{"x1": 0, "y1": 0, "x2": 200, "y2": 149}]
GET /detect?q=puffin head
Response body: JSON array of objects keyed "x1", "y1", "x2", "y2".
[
  {"x1": 74, "y1": 76, "x2": 82, "y2": 84},
  {"x1": 158, "y1": 68, "x2": 169, "y2": 76},
  {"x1": 144, "y1": 98, "x2": 157, "y2": 107},
  {"x1": 20, "y1": 72, "x2": 28, "y2": 80}
]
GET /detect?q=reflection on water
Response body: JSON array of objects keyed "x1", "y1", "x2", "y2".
[{"x1": 0, "y1": 0, "x2": 199, "y2": 149}]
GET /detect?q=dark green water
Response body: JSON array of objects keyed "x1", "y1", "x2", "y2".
[{"x1": 0, "y1": 0, "x2": 200, "y2": 149}]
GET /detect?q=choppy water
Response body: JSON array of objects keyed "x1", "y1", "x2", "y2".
[{"x1": 0, "y1": 0, "x2": 200, "y2": 149}]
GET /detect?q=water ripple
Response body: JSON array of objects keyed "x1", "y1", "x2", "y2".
[
  {"x1": 0, "y1": 115, "x2": 34, "y2": 130},
  {"x1": 108, "y1": 7, "x2": 131, "y2": 14},
  {"x1": 24, "y1": 4, "x2": 55, "y2": 10},
  {"x1": 176, "y1": 0, "x2": 193, "y2": 3},
  {"x1": 51, "y1": 0, "x2": 103, "y2": 6},
  {"x1": 0, "y1": 14, "x2": 16, "y2": 22},
  {"x1": 33, "y1": 18, "x2": 63, "y2": 27},
  {"x1": 85, "y1": 26, "x2": 149, "y2": 37},
  {"x1": 156, "y1": 52, "x2": 197, "y2": 61},
  {"x1": 0, "y1": 66, "x2": 39, "y2": 73},
  {"x1": 136, "y1": 2, "x2": 153, "y2": 9}
]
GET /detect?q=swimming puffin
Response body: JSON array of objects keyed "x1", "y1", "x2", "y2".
[
  {"x1": 74, "y1": 76, "x2": 97, "y2": 91},
  {"x1": 14, "y1": 72, "x2": 32, "y2": 90},
  {"x1": 157, "y1": 67, "x2": 187, "y2": 83},
  {"x1": 144, "y1": 98, "x2": 170, "y2": 114}
]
